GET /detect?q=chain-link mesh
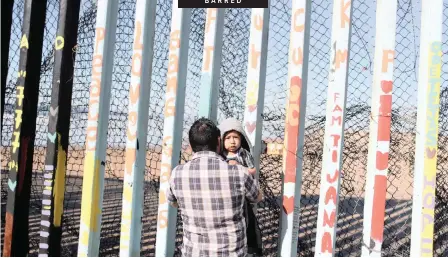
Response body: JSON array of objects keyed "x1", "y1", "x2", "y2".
[{"x1": 1, "y1": 0, "x2": 447, "y2": 257}]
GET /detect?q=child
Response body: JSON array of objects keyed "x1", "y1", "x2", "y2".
[
  {"x1": 219, "y1": 118, "x2": 257, "y2": 173},
  {"x1": 219, "y1": 117, "x2": 263, "y2": 256}
]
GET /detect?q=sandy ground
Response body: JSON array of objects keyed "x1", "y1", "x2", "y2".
[{"x1": 0, "y1": 132, "x2": 447, "y2": 257}]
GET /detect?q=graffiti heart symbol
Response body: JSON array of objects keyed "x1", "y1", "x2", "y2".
[
  {"x1": 49, "y1": 106, "x2": 59, "y2": 116},
  {"x1": 48, "y1": 132, "x2": 57, "y2": 143},
  {"x1": 283, "y1": 196, "x2": 294, "y2": 215},
  {"x1": 381, "y1": 80, "x2": 393, "y2": 94},
  {"x1": 426, "y1": 147, "x2": 436, "y2": 159},
  {"x1": 248, "y1": 105, "x2": 257, "y2": 113},
  {"x1": 8, "y1": 179, "x2": 17, "y2": 191},
  {"x1": 245, "y1": 122, "x2": 256, "y2": 134},
  {"x1": 376, "y1": 151, "x2": 389, "y2": 170}
]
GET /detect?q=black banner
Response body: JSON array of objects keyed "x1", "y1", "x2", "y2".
[{"x1": 178, "y1": 0, "x2": 269, "y2": 8}]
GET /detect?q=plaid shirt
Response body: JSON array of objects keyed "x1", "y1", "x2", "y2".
[{"x1": 167, "y1": 151, "x2": 260, "y2": 257}]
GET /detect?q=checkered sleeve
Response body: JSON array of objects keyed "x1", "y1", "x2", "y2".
[
  {"x1": 244, "y1": 170, "x2": 260, "y2": 203},
  {"x1": 167, "y1": 170, "x2": 177, "y2": 203}
]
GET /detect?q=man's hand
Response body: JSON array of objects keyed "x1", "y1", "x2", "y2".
[
  {"x1": 169, "y1": 202, "x2": 178, "y2": 208},
  {"x1": 256, "y1": 189, "x2": 263, "y2": 203},
  {"x1": 248, "y1": 167, "x2": 256, "y2": 175}
]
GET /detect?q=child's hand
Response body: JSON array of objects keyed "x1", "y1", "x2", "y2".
[
  {"x1": 228, "y1": 160, "x2": 239, "y2": 165},
  {"x1": 248, "y1": 168, "x2": 256, "y2": 175}
]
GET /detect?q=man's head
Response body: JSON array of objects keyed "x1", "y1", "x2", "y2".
[{"x1": 188, "y1": 118, "x2": 221, "y2": 153}]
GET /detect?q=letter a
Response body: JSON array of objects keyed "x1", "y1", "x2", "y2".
[
  {"x1": 321, "y1": 232, "x2": 333, "y2": 253},
  {"x1": 20, "y1": 35, "x2": 29, "y2": 49}
]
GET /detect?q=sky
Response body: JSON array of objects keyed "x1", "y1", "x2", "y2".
[{"x1": 2, "y1": 0, "x2": 447, "y2": 147}]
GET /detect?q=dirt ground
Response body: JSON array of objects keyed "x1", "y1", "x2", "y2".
[{"x1": 0, "y1": 132, "x2": 447, "y2": 256}]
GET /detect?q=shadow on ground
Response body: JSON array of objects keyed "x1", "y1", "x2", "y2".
[{"x1": 3, "y1": 170, "x2": 446, "y2": 257}]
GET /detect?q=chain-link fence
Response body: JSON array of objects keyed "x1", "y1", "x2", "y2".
[{"x1": 1, "y1": 0, "x2": 447, "y2": 256}]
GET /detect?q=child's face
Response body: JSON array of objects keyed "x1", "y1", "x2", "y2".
[{"x1": 224, "y1": 131, "x2": 241, "y2": 153}]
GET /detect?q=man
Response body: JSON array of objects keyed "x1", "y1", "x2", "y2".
[{"x1": 167, "y1": 118, "x2": 263, "y2": 257}]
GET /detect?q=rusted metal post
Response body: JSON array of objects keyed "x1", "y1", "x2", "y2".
[
  {"x1": 37, "y1": 0, "x2": 81, "y2": 256},
  {"x1": 1, "y1": 0, "x2": 15, "y2": 130},
  {"x1": 2, "y1": 0, "x2": 47, "y2": 256}
]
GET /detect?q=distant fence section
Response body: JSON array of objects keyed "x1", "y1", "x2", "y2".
[{"x1": 1, "y1": 0, "x2": 447, "y2": 257}]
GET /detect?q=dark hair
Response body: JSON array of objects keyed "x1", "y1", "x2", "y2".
[{"x1": 188, "y1": 117, "x2": 221, "y2": 152}]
